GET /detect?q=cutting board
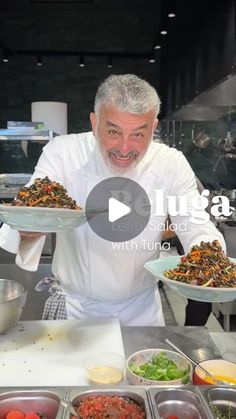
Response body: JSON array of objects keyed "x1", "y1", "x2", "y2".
[{"x1": 0, "y1": 319, "x2": 125, "y2": 386}]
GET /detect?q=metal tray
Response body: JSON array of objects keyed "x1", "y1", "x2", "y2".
[
  {"x1": 0, "y1": 174, "x2": 31, "y2": 186},
  {"x1": 198, "y1": 386, "x2": 236, "y2": 418},
  {"x1": 66, "y1": 386, "x2": 152, "y2": 418},
  {"x1": 0, "y1": 388, "x2": 66, "y2": 419},
  {"x1": 148, "y1": 386, "x2": 214, "y2": 419}
]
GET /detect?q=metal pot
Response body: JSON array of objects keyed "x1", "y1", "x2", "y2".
[{"x1": 192, "y1": 125, "x2": 211, "y2": 149}]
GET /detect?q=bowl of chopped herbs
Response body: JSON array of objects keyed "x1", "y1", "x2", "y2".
[{"x1": 126, "y1": 349, "x2": 192, "y2": 385}]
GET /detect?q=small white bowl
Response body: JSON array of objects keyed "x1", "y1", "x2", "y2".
[
  {"x1": 83, "y1": 352, "x2": 125, "y2": 385},
  {"x1": 126, "y1": 348, "x2": 192, "y2": 386}
]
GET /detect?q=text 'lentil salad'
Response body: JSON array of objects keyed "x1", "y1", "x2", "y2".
[
  {"x1": 10, "y1": 177, "x2": 81, "y2": 209},
  {"x1": 164, "y1": 240, "x2": 236, "y2": 288}
]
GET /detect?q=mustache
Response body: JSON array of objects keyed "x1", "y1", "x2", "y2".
[{"x1": 108, "y1": 149, "x2": 139, "y2": 159}]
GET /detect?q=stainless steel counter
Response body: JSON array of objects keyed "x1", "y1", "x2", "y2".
[
  {"x1": 121, "y1": 326, "x2": 221, "y2": 362},
  {"x1": 210, "y1": 332, "x2": 236, "y2": 362},
  {"x1": 0, "y1": 261, "x2": 234, "y2": 363}
]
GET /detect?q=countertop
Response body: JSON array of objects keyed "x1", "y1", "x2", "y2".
[
  {"x1": 121, "y1": 326, "x2": 236, "y2": 364},
  {"x1": 210, "y1": 332, "x2": 236, "y2": 362},
  {"x1": 0, "y1": 321, "x2": 234, "y2": 387},
  {"x1": 121, "y1": 326, "x2": 222, "y2": 361},
  {"x1": 0, "y1": 319, "x2": 125, "y2": 386}
]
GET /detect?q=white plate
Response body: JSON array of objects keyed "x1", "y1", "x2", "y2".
[
  {"x1": 0, "y1": 204, "x2": 86, "y2": 232},
  {"x1": 144, "y1": 256, "x2": 236, "y2": 303}
]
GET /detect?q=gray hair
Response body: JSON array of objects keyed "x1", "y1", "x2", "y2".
[{"x1": 94, "y1": 74, "x2": 161, "y2": 117}]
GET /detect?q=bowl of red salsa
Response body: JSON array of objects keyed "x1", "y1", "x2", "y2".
[{"x1": 71, "y1": 394, "x2": 146, "y2": 419}]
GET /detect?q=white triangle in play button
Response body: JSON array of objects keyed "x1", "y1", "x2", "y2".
[{"x1": 108, "y1": 197, "x2": 131, "y2": 222}]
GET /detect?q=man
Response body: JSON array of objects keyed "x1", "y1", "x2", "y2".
[{"x1": 0, "y1": 74, "x2": 225, "y2": 325}]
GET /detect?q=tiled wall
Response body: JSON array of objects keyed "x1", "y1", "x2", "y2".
[
  {"x1": 0, "y1": 54, "x2": 160, "y2": 175},
  {"x1": 0, "y1": 55, "x2": 159, "y2": 135}
]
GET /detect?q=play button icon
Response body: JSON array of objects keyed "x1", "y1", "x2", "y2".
[
  {"x1": 85, "y1": 177, "x2": 151, "y2": 242},
  {"x1": 108, "y1": 197, "x2": 131, "y2": 222}
]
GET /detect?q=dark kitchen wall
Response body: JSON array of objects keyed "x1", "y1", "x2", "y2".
[
  {"x1": 0, "y1": 2, "x2": 162, "y2": 133},
  {"x1": 0, "y1": 55, "x2": 159, "y2": 133},
  {"x1": 160, "y1": 0, "x2": 236, "y2": 117},
  {"x1": 0, "y1": 52, "x2": 159, "y2": 174}
]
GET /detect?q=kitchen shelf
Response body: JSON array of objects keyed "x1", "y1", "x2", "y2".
[{"x1": 0, "y1": 129, "x2": 54, "y2": 141}]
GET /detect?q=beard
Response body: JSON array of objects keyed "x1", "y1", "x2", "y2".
[
  {"x1": 108, "y1": 148, "x2": 140, "y2": 173},
  {"x1": 96, "y1": 134, "x2": 150, "y2": 175}
]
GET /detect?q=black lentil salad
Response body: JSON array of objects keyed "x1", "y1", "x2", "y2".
[
  {"x1": 11, "y1": 176, "x2": 81, "y2": 209},
  {"x1": 165, "y1": 240, "x2": 236, "y2": 288}
]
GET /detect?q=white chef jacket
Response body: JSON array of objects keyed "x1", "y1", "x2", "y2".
[{"x1": 0, "y1": 132, "x2": 225, "y2": 325}]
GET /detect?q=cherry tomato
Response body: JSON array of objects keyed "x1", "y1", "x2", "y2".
[
  {"x1": 24, "y1": 412, "x2": 41, "y2": 419},
  {"x1": 6, "y1": 410, "x2": 25, "y2": 419}
]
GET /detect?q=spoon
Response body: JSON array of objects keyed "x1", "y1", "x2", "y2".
[
  {"x1": 61, "y1": 399, "x2": 79, "y2": 417},
  {"x1": 165, "y1": 338, "x2": 231, "y2": 386}
]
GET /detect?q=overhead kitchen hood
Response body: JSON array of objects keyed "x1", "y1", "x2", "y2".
[{"x1": 169, "y1": 73, "x2": 236, "y2": 121}]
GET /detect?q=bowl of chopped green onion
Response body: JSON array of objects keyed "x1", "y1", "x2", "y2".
[{"x1": 126, "y1": 349, "x2": 192, "y2": 386}]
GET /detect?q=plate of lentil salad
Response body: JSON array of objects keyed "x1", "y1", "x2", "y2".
[
  {"x1": 0, "y1": 176, "x2": 86, "y2": 232},
  {"x1": 144, "y1": 241, "x2": 236, "y2": 303}
]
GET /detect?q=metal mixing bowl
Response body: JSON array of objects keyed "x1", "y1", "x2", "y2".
[{"x1": 0, "y1": 279, "x2": 27, "y2": 333}]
